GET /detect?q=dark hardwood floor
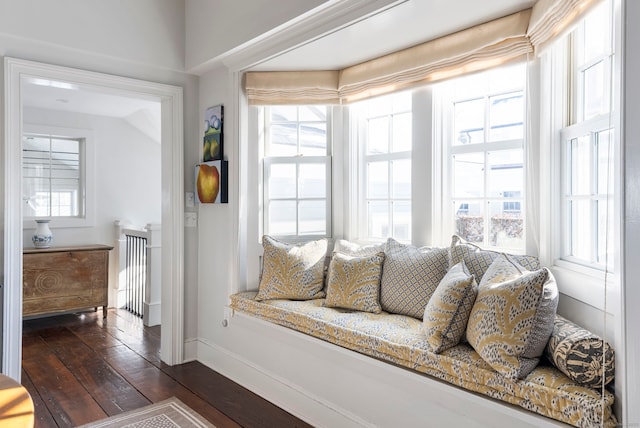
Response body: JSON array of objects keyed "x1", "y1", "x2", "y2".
[{"x1": 22, "y1": 309, "x2": 312, "y2": 428}]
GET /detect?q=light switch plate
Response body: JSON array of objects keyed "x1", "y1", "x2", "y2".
[
  {"x1": 185, "y1": 212, "x2": 197, "y2": 228},
  {"x1": 185, "y1": 192, "x2": 195, "y2": 208}
]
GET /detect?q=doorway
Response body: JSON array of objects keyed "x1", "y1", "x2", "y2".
[{"x1": 3, "y1": 58, "x2": 185, "y2": 380}]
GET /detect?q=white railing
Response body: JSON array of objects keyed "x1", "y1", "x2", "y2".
[{"x1": 114, "y1": 221, "x2": 161, "y2": 326}]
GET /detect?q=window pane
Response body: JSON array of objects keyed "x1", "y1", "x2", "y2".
[
  {"x1": 299, "y1": 200, "x2": 326, "y2": 235},
  {"x1": 391, "y1": 159, "x2": 411, "y2": 199},
  {"x1": 298, "y1": 164, "x2": 326, "y2": 198},
  {"x1": 392, "y1": 201, "x2": 411, "y2": 241},
  {"x1": 489, "y1": 199, "x2": 523, "y2": 249},
  {"x1": 268, "y1": 164, "x2": 296, "y2": 199},
  {"x1": 298, "y1": 106, "x2": 326, "y2": 122},
  {"x1": 367, "y1": 117, "x2": 389, "y2": 154},
  {"x1": 454, "y1": 200, "x2": 484, "y2": 244},
  {"x1": 270, "y1": 105, "x2": 298, "y2": 122},
  {"x1": 583, "y1": 60, "x2": 607, "y2": 120},
  {"x1": 51, "y1": 179, "x2": 80, "y2": 216},
  {"x1": 454, "y1": 98, "x2": 484, "y2": 145},
  {"x1": 367, "y1": 161, "x2": 389, "y2": 198},
  {"x1": 488, "y1": 149, "x2": 523, "y2": 198},
  {"x1": 569, "y1": 199, "x2": 592, "y2": 260},
  {"x1": 23, "y1": 178, "x2": 50, "y2": 217},
  {"x1": 597, "y1": 129, "x2": 613, "y2": 195},
  {"x1": 299, "y1": 122, "x2": 327, "y2": 155},
  {"x1": 453, "y1": 153, "x2": 484, "y2": 198},
  {"x1": 489, "y1": 92, "x2": 523, "y2": 141},
  {"x1": 269, "y1": 201, "x2": 297, "y2": 235},
  {"x1": 269, "y1": 124, "x2": 298, "y2": 156},
  {"x1": 583, "y1": 2, "x2": 610, "y2": 62},
  {"x1": 392, "y1": 112, "x2": 412, "y2": 152},
  {"x1": 368, "y1": 200, "x2": 389, "y2": 239},
  {"x1": 570, "y1": 136, "x2": 591, "y2": 195}
]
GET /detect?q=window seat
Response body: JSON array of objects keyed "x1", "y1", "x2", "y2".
[{"x1": 230, "y1": 291, "x2": 616, "y2": 428}]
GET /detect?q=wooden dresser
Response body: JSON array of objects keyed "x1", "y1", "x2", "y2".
[{"x1": 23, "y1": 245, "x2": 113, "y2": 318}]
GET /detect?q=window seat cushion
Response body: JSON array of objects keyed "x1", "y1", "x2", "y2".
[{"x1": 230, "y1": 291, "x2": 615, "y2": 428}]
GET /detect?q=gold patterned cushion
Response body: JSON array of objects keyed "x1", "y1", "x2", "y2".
[
  {"x1": 324, "y1": 252, "x2": 385, "y2": 313},
  {"x1": 449, "y1": 235, "x2": 540, "y2": 284},
  {"x1": 422, "y1": 261, "x2": 478, "y2": 353},
  {"x1": 466, "y1": 254, "x2": 559, "y2": 380},
  {"x1": 255, "y1": 235, "x2": 328, "y2": 301},
  {"x1": 333, "y1": 239, "x2": 385, "y2": 257},
  {"x1": 545, "y1": 315, "x2": 615, "y2": 389},
  {"x1": 380, "y1": 238, "x2": 449, "y2": 319}
]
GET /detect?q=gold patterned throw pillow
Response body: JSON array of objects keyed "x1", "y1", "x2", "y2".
[
  {"x1": 380, "y1": 238, "x2": 449, "y2": 319},
  {"x1": 466, "y1": 254, "x2": 559, "y2": 380},
  {"x1": 422, "y1": 261, "x2": 478, "y2": 353},
  {"x1": 324, "y1": 252, "x2": 385, "y2": 313},
  {"x1": 449, "y1": 235, "x2": 540, "y2": 284},
  {"x1": 255, "y1": 235, "x2": 328, "y2": 301}
]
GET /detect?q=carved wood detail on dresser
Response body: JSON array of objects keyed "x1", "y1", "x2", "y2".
[{"x1": 23, "y1": 244, "x2": 113, "y2": 318}]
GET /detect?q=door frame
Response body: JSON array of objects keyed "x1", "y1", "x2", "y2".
[{"x1": 3, "y1": 58, "x2": 185, "y2": 379}]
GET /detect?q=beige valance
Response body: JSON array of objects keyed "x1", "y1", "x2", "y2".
[
  {"x1": 244, "y1": 0, "x2": 603, "y2": 105},
  {"x1": 528, "y1": 0, "x2": 604, "y2": 50},
  {"x1": 339, "y1": 10, "x2": 532, "y2": 103},
  {"x1": 245, "y1": 71, "x2": 339, "y2": 105}
]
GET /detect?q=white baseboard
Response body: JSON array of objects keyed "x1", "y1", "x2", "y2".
[
  {"x1": 194, "y1": 312, "x2": 566, "y2": 428},
  {"x1": 143, "y1": 301, "x2": 161, "y2": 327}
]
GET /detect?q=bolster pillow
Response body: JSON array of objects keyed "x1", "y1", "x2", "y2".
[{"x1": 544, "y1": 315, "x2": 614, "y2": 389}]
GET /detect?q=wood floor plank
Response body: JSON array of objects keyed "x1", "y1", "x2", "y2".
[
  {"x1": 22, "y1": 353, "x2": 107, "y2": 427},
  {"x1": 22, "y1": 309, "x2": 310, "y2": 428},
  {"x1": 21, "y1": 368, "x2": 57, "y2": 428},
  {"x1": 163, "y1": 361, "x2": 314, "y2": 428}
]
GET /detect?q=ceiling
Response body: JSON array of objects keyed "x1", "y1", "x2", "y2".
[
  {"x1": 251, "y1": 0, "x2": 537, "y2": 71},
  {"x1": 21, "y1": 78, "x2": 162, "y2": 143}
]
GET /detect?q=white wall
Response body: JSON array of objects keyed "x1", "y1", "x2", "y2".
[
  {"x1": 185, "y1": 0, "x2": 328, "y2": 72},
  {"x1": 0, "y1": 0, "x2": 185, "y2": 72},
  {"x1": 21, "y1": 107, "x2": 161, "y2": 248}
]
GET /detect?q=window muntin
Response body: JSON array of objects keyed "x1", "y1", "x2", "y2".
[
  {"x1": 560, "y1": 1, "x2": 615, "y2": 270},
  {"x1": 22, "y1": 134, "x2": 83, "y2": 218},
  {"x1": 445, "y1": 64, "x2": 526, "y2": 251},
  {"x1": 355, "y1": 91, "x2": 412, "y2": 242},
  {"x1": 263, "y1": 106, "x2": 331, "y2": 239}
]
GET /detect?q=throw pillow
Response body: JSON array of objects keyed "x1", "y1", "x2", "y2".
[
  {"x1": 333, "y1": 239, "x2": 385, "y2": 257},
  {"x1": 422, "y1": 261, "x2": 478, "y2": 353},
  {"x1": 255, "y1": 235, "x2": 328, "y2": 301},
  {"x1": 324, "y1": 251, "x2": 385, "y2": 313},
  {"x1": 545, "y1": 315, "x2": 615, "y2": 388},
  {"x1": 449, "y1": 235, "x2": 540, "y2": 284},
  {"x1": 380, "y1": 238, "x2": 449, "y2": 319},
  {"x1": 466, "y1": 254, "x2": 559, "y2": 381}
]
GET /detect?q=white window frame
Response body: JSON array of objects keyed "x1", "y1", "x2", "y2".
[
  {"x1": 540, "y1": 0, "x2": 621, "y2": 310},
  {"x1": 260, "y1": 106, "x2": 333, "y2": 242},
  {"x1": 436, "y1": 66, "x2": 527, "y2": 253},
  {"x1": 352, "y1": 93, "x2": 413, "y2": 243},
  {"x1": 22, "y1": 124, "x2": 95, "y2": 229}
]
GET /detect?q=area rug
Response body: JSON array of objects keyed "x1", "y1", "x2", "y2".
[{"x1": 77, "y1": 397, "x2": 215, "y2": 428}]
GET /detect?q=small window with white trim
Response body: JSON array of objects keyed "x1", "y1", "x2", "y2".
[
  {"x1": 22, "y1": 134, "x2": 84, "y2": 218},
  {"x1": 262, "y1": 105, "x2": 331, "y2": 239}
]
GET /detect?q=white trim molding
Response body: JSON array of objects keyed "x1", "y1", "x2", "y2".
[{"x1": 3, "y1": 58, "x2": 185, "y2": 379}]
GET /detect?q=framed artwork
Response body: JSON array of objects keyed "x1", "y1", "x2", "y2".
[
  {"x1": 195, "y1": 160, "x2": 228, "y2": 204},
  {"x1": 203, "y1": 104, "x2": 223, "y2": 161}
]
